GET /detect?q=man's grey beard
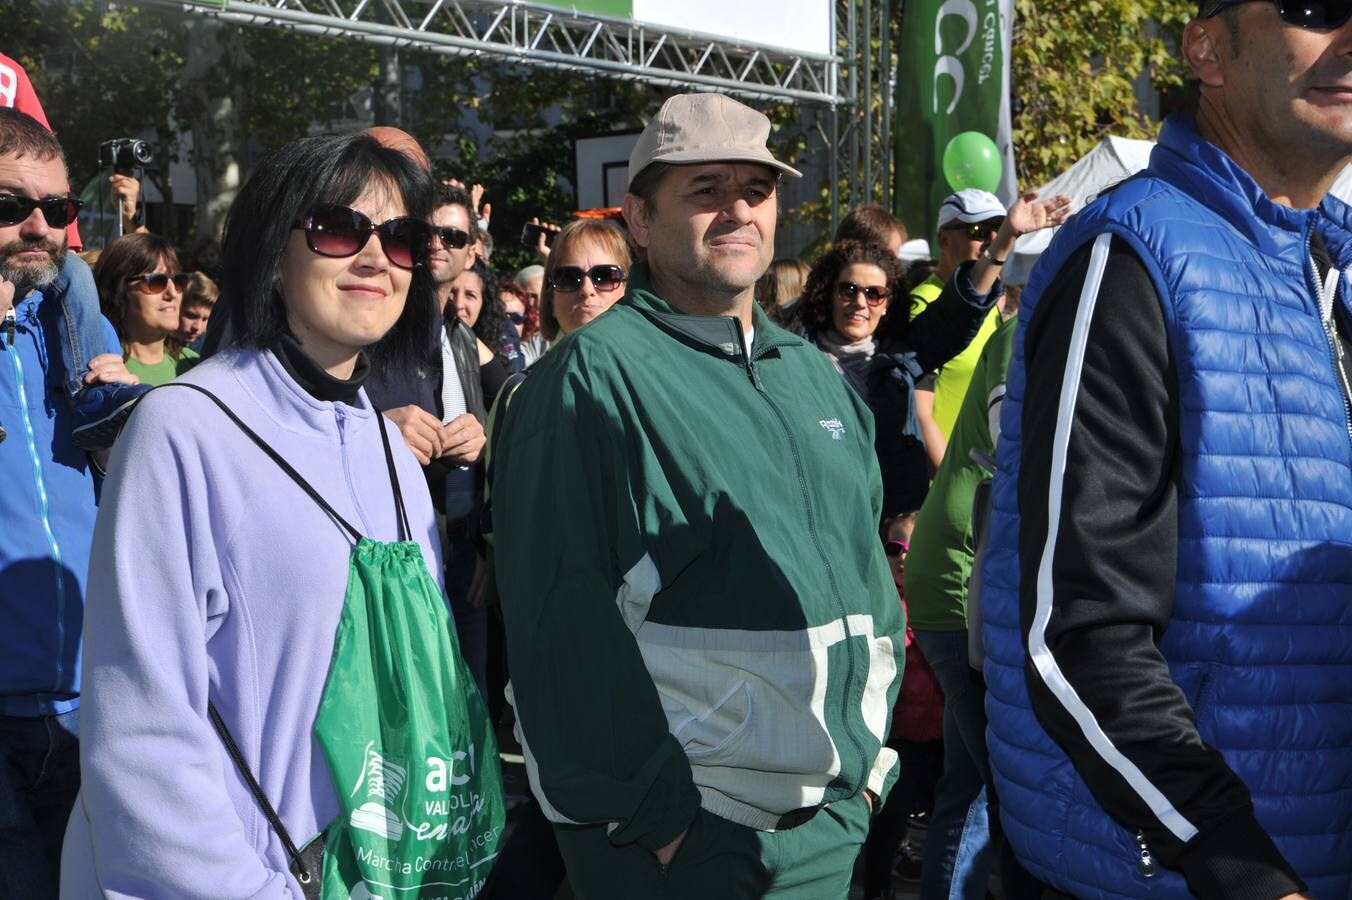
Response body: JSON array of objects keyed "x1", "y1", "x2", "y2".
[{"x1": 0, "y1": 238, "x2": 66, "y2": 297}]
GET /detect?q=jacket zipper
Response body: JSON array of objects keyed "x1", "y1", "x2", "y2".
[
  {"x1": 6, "y1": 328, "x2": 68, "y2": 693},
  {"x1": 734, "y1": 319, "x2": 869, "y2": 795},
  {"x1": 1305, "y1": 232, "x2": 1352, "y2": 448},
  {"x1": 1134, "y1": 830, "x2": 1157, "y2": 877},
  {"x1": 335, "y1": 406, "x2": 374, "y2": 536}
]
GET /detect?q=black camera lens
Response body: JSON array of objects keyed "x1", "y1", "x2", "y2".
[{"x1": 98, "y1": 138, "x2": 154, "y2": 171}]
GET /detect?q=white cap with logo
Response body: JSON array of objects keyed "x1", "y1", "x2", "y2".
[{"x1": 936, "y1": 189, "x2": 1007, "y2": 230}]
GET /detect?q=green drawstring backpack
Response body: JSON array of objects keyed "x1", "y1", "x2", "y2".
[{"x1": 182, "y1": 384, "x2": 505, "y2": 899}]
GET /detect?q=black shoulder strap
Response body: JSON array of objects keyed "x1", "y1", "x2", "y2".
[
  {"x1": 374, "y1": 408, "x2": 411, "y2": 542},
  {"x1": 159, "y1": 383, "x2": 362, "y2": 543},
  {"x1": 207, "y1": 701, "x2": 314, "y2": 886}
]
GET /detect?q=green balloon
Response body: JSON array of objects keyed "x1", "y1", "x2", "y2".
[{"x1": 942, "y1": 131, "x2": 1003, "y2": 193}]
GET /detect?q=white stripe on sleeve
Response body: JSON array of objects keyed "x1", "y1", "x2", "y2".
[
  {"x1": 987, "y1": 383, "x2": 1007, "y2": 447},
  {"x1": 1026, "y1": 232, "x2": 1200, "y2": 844}
]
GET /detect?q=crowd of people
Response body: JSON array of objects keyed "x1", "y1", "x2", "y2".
[{"x1": 2, "y1": 4, "x2": 1351, "y2": 899}]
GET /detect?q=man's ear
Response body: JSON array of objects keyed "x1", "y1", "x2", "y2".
[
  {"x1": 1183, "y1": 19, "x2": 1226, "y2": 89},
  {"x1": 622, "y1": 192, "x2": 651, "y2": 249}
]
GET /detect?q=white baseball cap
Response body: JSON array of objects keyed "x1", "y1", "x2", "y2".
[
  {"x1": 898, "y1": 238, "x2": 933, "y2": 262},
  {"x1": 936, "y1": 189, "x2": 1006, "y2": 230}
]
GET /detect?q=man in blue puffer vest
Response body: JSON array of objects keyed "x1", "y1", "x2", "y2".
[{"x1": 980, "y1": 6, "x2": 1352, "y2": 900}]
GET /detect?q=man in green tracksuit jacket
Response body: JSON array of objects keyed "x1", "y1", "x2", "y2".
[{"x1": 493, "y1": 93, "x2": 904, "y2": 899}]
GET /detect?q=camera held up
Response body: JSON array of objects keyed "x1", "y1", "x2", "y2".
[{"x1": 97, "y1": 138, "x2": 153, "y2": 174}]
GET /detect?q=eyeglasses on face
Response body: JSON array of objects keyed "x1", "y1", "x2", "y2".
[
  {"x1": 127, "y1": 272, "x2": 191, "y2": 294},
  {"x1": 291, "y1": 204, "x2": 431, "y2": 269},
  {"x1": 1202, "y1": 0, "x2": 1352, "y2": 28},
  {"x1": 549, "y1": 264, "x2": 627, "y2": 294},
  {"x1": 946, "y1": 221, "x2": 1002, "y2": 242},
  {"x1": 431, "y1": 225, "x2": 470, "y2": 250},
  {"x1": 0, "y1": 194, "x2": 83, "y2": 229},
  {"x1": 884, "y1": 540, "x2": 910, "y2": 558},
  {"x1": 835, "y1": 281, "x2": 890, "y2": 307}
]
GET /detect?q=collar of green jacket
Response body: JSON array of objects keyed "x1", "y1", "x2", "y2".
[{"x1": 623, "y1": 263, "x2": 800, "y2": 361}]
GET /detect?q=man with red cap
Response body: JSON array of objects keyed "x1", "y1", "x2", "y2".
[{"x1": 1, "y1": 51, "x2": 150, "y2": 449}]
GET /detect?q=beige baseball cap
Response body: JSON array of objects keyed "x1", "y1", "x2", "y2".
[{"x1": 628, "y1": 93, "x2": 802, "y2": 187}]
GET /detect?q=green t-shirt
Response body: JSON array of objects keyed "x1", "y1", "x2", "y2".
[
  {"x1": 903, "y1": 314, "x2": 1016, "y2": 631},
  {"x1": 124, "y1": 346, "x2": 199, "y2": 387},
  {"x1": 910, "y1": 273, "x2": 1001, "y2": 440}
]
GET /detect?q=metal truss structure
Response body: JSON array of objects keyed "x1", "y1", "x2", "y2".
[
  {"x1": 825, "y1": 0, "x2": 894, "y2": 224},
  {"x1": 139, "y1": 0, "x2": 840, "y2": 105},
  {"x1": 136, "y1": 0, "x2": 894, "y2": 223}
]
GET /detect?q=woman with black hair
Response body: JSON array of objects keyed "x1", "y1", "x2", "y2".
[
  {"x1": 451, "y1": 259, "x2": 525, "y2": 378},
  {"x1": 832, "y1": 193, "x2": 1065, "y2": 521},
  {"x1": 797, "y1": 240, "x2": 908, "y2": 396},
  {"x1": 62, "y1": 132, "x2": 501, "y2": 896}
]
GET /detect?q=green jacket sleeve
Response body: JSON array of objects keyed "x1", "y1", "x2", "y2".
[{"x1": 492, "y1": 358, "x2": 700, "y2": 851}]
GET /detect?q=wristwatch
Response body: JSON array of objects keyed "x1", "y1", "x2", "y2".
[{"x1": 981, "y1": 246, "x2": 1005, "y2": 266}]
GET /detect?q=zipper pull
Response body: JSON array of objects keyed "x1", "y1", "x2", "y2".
[
  {"x1": 1135, "y1": 830, "x2": 1157, "y2": 878},
  {"x1": 746, "y1": 355, "x2": 765, "y2": 392},
  {"x1": 335, "y1": 406, "x2": 347, "y2": 443},
  {"x1": 4, "y1": 307, "x2": 15, "y2": 346},
  {"x1": 1321, "y1": 266, "x2": 1340, "y2": 326}
]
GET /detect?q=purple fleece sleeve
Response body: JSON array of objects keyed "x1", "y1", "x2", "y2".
[{"x1": 76, "y1": 389, "x2": 293, "y2": 898}]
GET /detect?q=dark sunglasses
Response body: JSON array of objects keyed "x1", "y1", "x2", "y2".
[
  {"x1": 127, "y1": 272, "x2": 191, "y2": 294},
  {"x1": 0, "y1": 194, "x2": 83, "y2": 229},
  {"x1": 431, "y1": 225, "x2": 470, "y2": 250},
  {"x1": 1203, "y1": 0, "x2": 1352, "y2": 27},
  {"x1": 835, "y1": 281, "x2": 890, "y2": 307},
  {"x1": 549, "y1": 264, "x2": 627, "y2": 293},
  {"x1": 949, "y1": 222, "x2": 1001, "y2": 242},
  {"x1": 884, "y1": 540, "x2": 910, "y2": 558},
  {"x1": 292, "y1": 204, "x2": 431, "y2": 269}
]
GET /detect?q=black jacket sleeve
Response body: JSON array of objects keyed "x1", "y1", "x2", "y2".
[
  {"x1": 1018, "y1": 235, "x2": 1304, "y2": 900},
  {"x1": 895, "y1": 260, "x2": 998, "y2": 374},
  {"x1": 479, "y1": 356, "x2": 510, "y2": 411}
]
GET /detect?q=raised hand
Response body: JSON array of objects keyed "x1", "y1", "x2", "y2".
[
  {"x1": 1006, "y1": 191, "x2": 1073, "y2": 237},
  {"x1": 528, "y1": 216, "x2": 561, "y2": 259}
]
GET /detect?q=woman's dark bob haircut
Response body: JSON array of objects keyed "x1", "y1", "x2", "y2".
[{"x1": 207, "y1": 131, "x2": 437, "y2": 373}]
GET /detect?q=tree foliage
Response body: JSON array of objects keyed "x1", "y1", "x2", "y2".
[
  {"x1": 421, "y1": 63, "x2": 662, "y2": 275},
  {"x1": 15, "y1": 0, "x2": 1189, "y2": 260},
  {"x1": 8, "y1": 1, "x2": 188, "y2": 222},
  {"x1": 1010, "y1": 0, "x2": 1194, "y2": 188}
]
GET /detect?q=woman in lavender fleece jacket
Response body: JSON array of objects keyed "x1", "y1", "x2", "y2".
[{"x1": 61, "y1": 133, "x2": 443, "y2": 898}]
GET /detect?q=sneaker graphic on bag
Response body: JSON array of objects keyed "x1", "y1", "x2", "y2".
[
  {"x1": 348, "y1": 743, "x2": 406, "y2": 841},
  {"x1": 71, "y1": 382, "x2": 153, "y2": 451}
]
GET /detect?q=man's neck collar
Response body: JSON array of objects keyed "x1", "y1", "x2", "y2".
[{"x1": 645, "y1": 265, "x2": 756, "y2": 332}]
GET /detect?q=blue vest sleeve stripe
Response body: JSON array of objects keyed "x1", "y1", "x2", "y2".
[{"x1": 1025, "y1": 233, "x2": 1201, "y2": 846}]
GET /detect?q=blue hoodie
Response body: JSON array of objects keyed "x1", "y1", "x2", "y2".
[{"x1": 0, "y1": 285, "x2": 119, "y2": 717}]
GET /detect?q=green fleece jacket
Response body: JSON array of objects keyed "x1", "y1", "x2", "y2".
[{"x1": 492, "y1": 265, "x2": 904, "y2": 850}]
